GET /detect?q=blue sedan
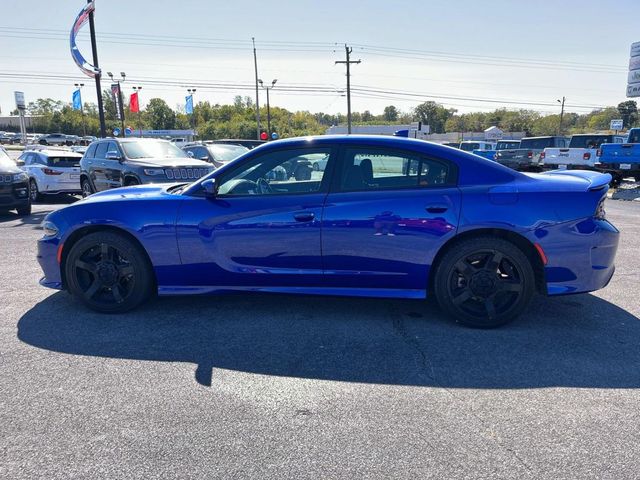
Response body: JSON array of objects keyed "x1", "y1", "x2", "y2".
[{"x1": 37, "y1": 135, "x2": 619, "y2": 328}]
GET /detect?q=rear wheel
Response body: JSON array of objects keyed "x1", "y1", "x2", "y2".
[
  {"x1": 81, "y1": 178, "x2": 93, "y2": 198},
  {"x1": 64, "y1": 231, "x2": 154, "y2": 313},
  {"x1": 29, "y1": 179, "x2": 41, "y2": 202},
  {"x1": 433, "y1": 236, "x2": 535, "y2": 328}
]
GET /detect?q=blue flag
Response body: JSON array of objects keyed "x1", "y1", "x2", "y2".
[
  {"x1": 72, "y1": 89, "x2": 82, "y2": 110},
  {"x1": 185, "y1": 94, "x2": 193, "y2": 114}
]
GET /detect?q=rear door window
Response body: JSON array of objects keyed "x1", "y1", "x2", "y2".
[
  {"x1": 85, "y1": 143, "x2": 97, "y2": 158},
  {"x1": 94, "y1": 142, "x2": 109, "y2": 159},
  {"x1": 337, "y1": 148, "x2": 454, "y2": 192}
]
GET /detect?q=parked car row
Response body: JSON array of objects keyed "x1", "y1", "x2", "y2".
[{"x1": 445, "y1": 133, "x2": 640, "y2": 183}]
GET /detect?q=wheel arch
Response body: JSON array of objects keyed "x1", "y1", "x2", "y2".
[
  {"x1": 428, "y1": 228, "x2": 546, "y2": 295},
  {"x1": 123, "y1": 174, "x2": 141, "y2": 186},
  {"x1": 60, "y1": 225, "x2": 157, "y2": 291}
]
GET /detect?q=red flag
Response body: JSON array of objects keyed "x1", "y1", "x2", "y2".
[{"x1": 130, "y1": 92, "x2": 139, "y2": 113}]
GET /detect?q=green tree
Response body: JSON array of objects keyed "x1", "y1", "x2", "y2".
[
  {"x1": 413, "y1": 102, "x2": 455, "y2": 133},
  {"x1": 144, "y1": 98, "x2": 176, "y2": 129},
  {"x1": 617, "y1": 100, "x2": 638, "y2": 128},
  {"x1": 383, "y1": 105, "x2": 399, "y2": 122}
]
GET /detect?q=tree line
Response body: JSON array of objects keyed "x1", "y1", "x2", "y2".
[{"x1": 15, "y1": 93, "x2": 639, "y2": 139}]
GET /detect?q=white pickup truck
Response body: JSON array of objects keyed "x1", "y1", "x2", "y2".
[{"x1": 541, "y1": 134, "x2": 625, "y2": 171}]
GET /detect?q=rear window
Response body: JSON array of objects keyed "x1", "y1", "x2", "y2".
[
  {"x1": 460, "y1": 143, "x2": 480, "y2": 151},
  {"x1": 520, "y1": 138, "x2": 556, "y2": 149},
  {"x1": 496, "y1": 141, "x2": 520, "y2": 150},
  {"x1": 568, "y1": 135, "x2": 611, "y2": 149},
  {"x1": 47, "y1": 156, "x2": 80, "y2": 168}
]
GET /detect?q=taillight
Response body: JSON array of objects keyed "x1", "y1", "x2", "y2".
[
  {"x1": 595, "y1": 198, "x2": 606, "y2": 220},
  {"x1": 583, "y1": 152, "x2": 591, "y2": 160},
  {"x1": 596, "y1": 149, "x2": 602, "y2": 157},
  {"x1": 527, "y1": 151, "x2": 533, "y2": 159},
  {"x1": 539, "y1": 152, "x2": 546, "y2": 160},
  {"x1": 43, "y1": 168, "x2": 63, "y2": 175}
]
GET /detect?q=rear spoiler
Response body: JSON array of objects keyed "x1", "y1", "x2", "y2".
[{"x1": 540, "y1": 169, "x2": 611, "y2": 191}]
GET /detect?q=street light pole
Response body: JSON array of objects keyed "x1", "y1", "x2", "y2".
[
  {"x1": 74, "y1": 82, "x2": 86, "y2": 138},
  {"x1": 557, "y1": 96, "x2": 565, "y2": 135},
  {"x1": 132, "y1": 86, "x2": 142, "y2": 137},
  {"x1": 258, "y1": 79, "x2": 277, "y2": 140}
]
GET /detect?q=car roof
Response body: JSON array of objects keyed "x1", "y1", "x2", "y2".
[{"x1": 32, "y1": 150, "x2": 83, "y2": 157}]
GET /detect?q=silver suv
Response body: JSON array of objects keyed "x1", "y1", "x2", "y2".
[{"x1": 79, "y1": 138, "x2": 213, "y2": 197}]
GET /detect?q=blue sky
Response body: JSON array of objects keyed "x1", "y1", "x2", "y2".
[{"x1": 0, "y1": 0, "x2": 637, "y2": 117}]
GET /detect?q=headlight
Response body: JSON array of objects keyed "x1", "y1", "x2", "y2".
[
  {"x1": 41, "y1": 220, "x2": 59, "y2": 237},
  {"x1": 13, "y1": 172, "x2": 28, "y2": 182},
  {"x1": 143, "y1": 168, "x2": 165, "y2": 176}
]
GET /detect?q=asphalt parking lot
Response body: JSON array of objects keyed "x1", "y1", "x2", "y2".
[{"x1": 1, "y1": 197, "x2": 640, "y2": 479}]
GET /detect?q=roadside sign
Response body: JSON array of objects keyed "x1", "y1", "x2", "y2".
[
  {"x1": 627, "y1": 41, "x2": 640, "y2": 97},
  {"x1": 14, "y1": 91, "x2": 25, "y2": 110},
  {"x1": 125, "y1": 127, "x2": 133, "y2": 136},
  {"x1": 610, "y1": 119, "x2": 624, "y2": 130},
  {"x1": 113, "y1": 127, "x2": 121, "y2": 136}
]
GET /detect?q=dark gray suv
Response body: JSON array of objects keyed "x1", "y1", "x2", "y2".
[{"x1": 80, "y1": 138, "x2": 213, "y2": 197}]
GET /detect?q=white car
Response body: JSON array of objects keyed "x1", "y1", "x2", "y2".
[
  {"x1": 541, "y1": 134, "x2": 625, "y2": 170},
  {"x1": 18, "y1": 149, "x2": 83, "y2": 201},
  {"x1": 170, "y1": 138, "x2": 188, "y2": 148}
]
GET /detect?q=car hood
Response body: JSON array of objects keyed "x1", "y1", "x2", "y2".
[
  {"x1": 81, "y1": 183, "x2": 180, "y2": 203},
  {"x1": 0, "y1": 164, "x2": 22, "y2": 174},
  {"x1": 126, "y1": 157, "x2": 211, "y2": 167}
]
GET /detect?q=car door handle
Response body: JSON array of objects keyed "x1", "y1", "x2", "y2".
[
  {"x1": 293, "y1": 212, "x2": 315, "y2": 222},
  {"x1": 425, "y1": 204, "x2": 448, "y2": 214}
]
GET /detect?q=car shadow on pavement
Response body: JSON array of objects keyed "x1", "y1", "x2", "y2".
[
  {"x1": 17, "y1": 291, "x2": 640, "y2": 388},
  {"x1": 0, "y1": 194, "x2": 78, "y2": 226}
]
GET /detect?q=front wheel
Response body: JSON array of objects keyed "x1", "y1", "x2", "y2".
[
  {"x1": 16, "y1": 203, "x2": 31, "y2": 216},
  {"x1": 433, "y1": 236, "x2": 535, "y2": 328},
  {"x1": 64, "y1": 231, "x2": 154, "y2": 313}
]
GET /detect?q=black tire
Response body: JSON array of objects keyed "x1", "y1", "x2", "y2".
[
  {"x1": 29, "y1": 179, "x2": 41, "y2": 202},
  {"x1": 64, "y1": 231, "x2": 154, "y2": 313},
  {"x1": 125, "y1": 178, "x2": 140, "y2": 186},
  {"x1": 433, "y1": 236, "x2": 535, "y2": 328},
  {"x1": 39, "y1": 139, "x2": 47, "y2": 145},
  {"x1": 16, "y1": 203, "x2": 31, "y2": 216},
  {"x1": 81, "y1": 178, "x2": 93, "y2": 198}
]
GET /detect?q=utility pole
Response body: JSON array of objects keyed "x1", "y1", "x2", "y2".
[
  {"x1": 259, "y1": 79, "x2": 277, "y2": 140},
  {"x1": 74, "y1": 82, "x2": 86, "y2": 138},
  {"x1": 252, "y1": 37, "x2": 261, "y2": 140},
  {"x1": 87, "y1": 0, "x2": 106, "y2": 138},
  {"x1": 557, "y1": 96, "x2": 565, "y2": 135},
  {"x1": 335, "y1": 44, "x2": 361, "y2": 134}
]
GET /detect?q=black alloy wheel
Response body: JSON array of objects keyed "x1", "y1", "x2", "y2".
[
  {"x1": 434, "y1": 236, "x2": 535, "y2": 328},
  {"x1": 65, "y1": 231, "x2": 153, "y2": 313}
]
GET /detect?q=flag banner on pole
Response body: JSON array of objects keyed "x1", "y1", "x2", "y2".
[
  {"x1": 70, "y1": 1, "x2": 100, "y2": 78},
  {"x1": 185, "y1": 95, "x2": 193, "y2": 114},
  {"x1": 111, "y1": 83, "x2": 123, "y2": 120},
  {"x1": 130, "y1": 92, "x2": 139, "y2": 113},
  {"x1": 72, "y1": 89, "x2": 82, "y2": 110}
]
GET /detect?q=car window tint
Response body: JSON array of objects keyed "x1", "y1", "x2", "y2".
[
  {"x1": 47, "y1": 156, "x2": 81, "y2": 168},
  {"x1": 339, "y1": 148, "x2": 452, "y2": 192},
  {"x1": 94, "y1": 142, "x2": 109, "y2": 159},
  {"x1": 217, "y1": 148, "x2": 331, "y2": 196},
  {"x1": 85, "y1": 143, "x2": 97, "y2": 158},
  {"x1": 106, "y1": 141, "x2": 119, "y2": 156}
]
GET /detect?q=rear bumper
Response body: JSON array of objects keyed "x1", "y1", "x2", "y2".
[{"x1": 529, "y1": 218, "x2": 619, "y2": 296}]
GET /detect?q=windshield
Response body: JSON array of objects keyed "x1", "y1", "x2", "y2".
[
  {"x1": 0, "y1": 148, "x2": 15, "y2": 168},
  {"x1": 520, "y1": 138, "x2": 555, "y2": 149},
  {"x1": 122, "y1": 141, "x2": 188, "y2": 159},
  {"x1": 569, "y1": 135, "x2": 611, "y2": 149},
  {"x1": 208, "y1": 144, "x2": 249, "y2": 162},
  {"x1": 460, "y1": 143, "x2": 480, "y2": 151},
  {"x1": 47, "y1": 156, "x2": 81, "y2": 168},
  {"x1": 629, "y1": 130, "x2": 640, "y2": 143}
]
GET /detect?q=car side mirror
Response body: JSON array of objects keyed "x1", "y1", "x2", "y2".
[
  {"x1": 202, "y1": 178, "x2": 217, "y2": 197},
  {"x1": 200, "y1": 155, "x2": 209, "y2": 161},
  {"x1": 186, "y1": 150, "x2": 194, "y2": 158},
  {"x1": 105, "y1": 151, "x2": 122, "y2": 161}
]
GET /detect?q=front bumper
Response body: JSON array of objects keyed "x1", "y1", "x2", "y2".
[
  {"x1": 529, "y1": 218, "x2": 619, "y2": 296},
  {"x1": 37, "y1": 236, "x2": 63, "y2": 290},
  {"x1": 0, "y1": 181, "x2": 30, "y2": 209}
]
